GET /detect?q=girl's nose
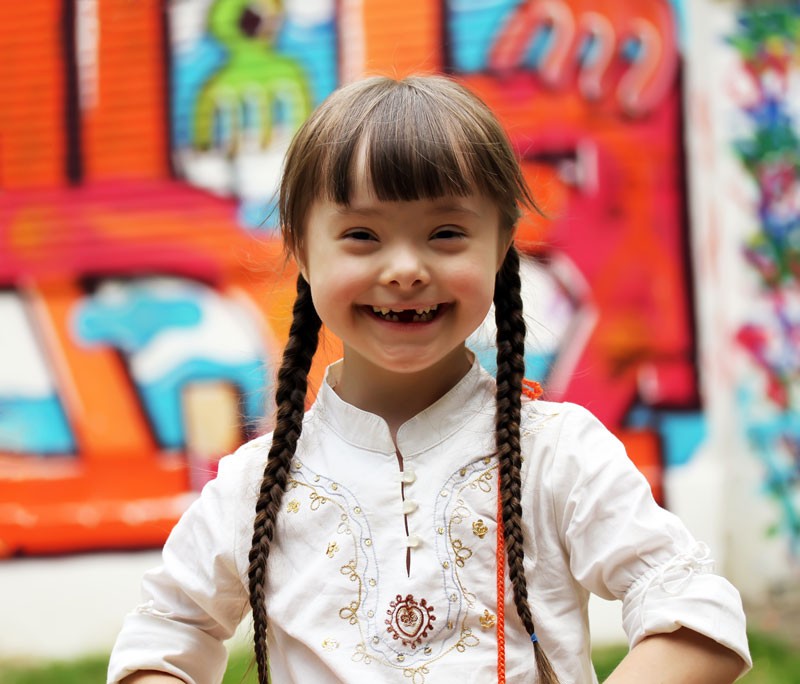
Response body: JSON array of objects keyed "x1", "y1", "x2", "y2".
[{"x1": 381, "y1": 246, "x2": 430, "y2": 289}]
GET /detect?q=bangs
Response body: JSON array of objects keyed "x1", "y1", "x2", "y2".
[
  {"x1": 326, "y1": 95, "x2": 481, "y2": 204},
  {"x1": 280, "y1": 76, "x2": 533, "y2": 249},
  {"x1": 320, "y1": 83, "x2": 509, "y2": 205}
]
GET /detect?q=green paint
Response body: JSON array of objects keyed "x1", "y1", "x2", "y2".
[{"x1": 194, "y1": 0, "x2": 311, "y2": 152}]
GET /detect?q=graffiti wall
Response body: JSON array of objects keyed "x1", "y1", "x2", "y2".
[
  {"x1": 0, "y1": 0, "x2": 751, "y2": 576},
  {"x1": 684, "y1": 0, "x2": 800, "y2": 596}
]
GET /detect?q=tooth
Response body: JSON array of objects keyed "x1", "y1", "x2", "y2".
[
  {"x1": 391, "y1": 308, "x2": 405, "y2": 313},
  {"x1": 415, "y1": 308, "x2": 424, "y2": 315},
  {"x1": 431, "y1": 304, "x2": 438, "y2": 311},
  {"x1": 372, "y1": 306, "x2": 381, "y2": 313},
  {"x1": 413, "y1": 314, "x2": 422, "y2": 322},
  {"x1": 381, "y1": 307, "x2": 390, "y2": 315},
  {"x1": 388, "y1": 314, "x2": 399, "y2": 322}
]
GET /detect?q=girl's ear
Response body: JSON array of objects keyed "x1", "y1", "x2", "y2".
[
  {"x1": 497, "y1": 226, "x2": 518, "y2": 271},
  {"x1": 293, "y1": 246, "x2": 309, "y2": 281}
]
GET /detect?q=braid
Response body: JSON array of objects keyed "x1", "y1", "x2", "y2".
[
  {"x1": 494, "y1": 246, "x2": 559, "y2": 684},
  {"x1": 247, "y1": 275, "x2": 321, "y2": 684}
]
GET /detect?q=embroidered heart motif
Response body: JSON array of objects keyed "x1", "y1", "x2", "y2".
[{"x1": 385, "y1": 594, "x2": 436, "y2": 648}]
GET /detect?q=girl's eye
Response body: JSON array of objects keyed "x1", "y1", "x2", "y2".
[
  {"x1": 344, "y1": 229, "x2": 376, "y2": 241},
  {"x1": 432, "y1": 227, "x2": 465, "y2": 240}
]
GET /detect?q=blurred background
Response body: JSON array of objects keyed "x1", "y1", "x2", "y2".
[{"x1": 1, "y1": 0, "x2": 799, "y2": 674}]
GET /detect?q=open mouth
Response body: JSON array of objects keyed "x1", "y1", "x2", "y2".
[{"x1": 368, "y1": 304, "x2": 441, "y2": 323}]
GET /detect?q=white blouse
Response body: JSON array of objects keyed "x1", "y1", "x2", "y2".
[{"x1": 108, "y1": 360, "x2": 751, "y2": 683}]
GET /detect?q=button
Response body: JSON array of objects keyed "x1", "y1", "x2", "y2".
[
  {"x1": 402, "y1": 500, "x2": 419, "y2": 514},
  {"x1": 400, "y1": 468, "x2": 416, "y2": 484},
  {"x1": 406, "y1": 534, "x2": 422, "y2": 548}
]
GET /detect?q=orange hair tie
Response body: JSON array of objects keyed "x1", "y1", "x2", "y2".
[
  {"x1": 496, "y1": 462, "x2": 506, "y2": 684},
  {"x1": 497, "y1": 379, "x2": 542, "y2": 681},
  {"x1": 521, "y1": 378, "x2": 543, "y2": 400}
]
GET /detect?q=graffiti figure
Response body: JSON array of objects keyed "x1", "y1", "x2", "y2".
[{"x1": 193, "y1": 0, "x2": 311, "y2": 153}]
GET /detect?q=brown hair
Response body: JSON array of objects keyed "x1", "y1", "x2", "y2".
[{"x1": 248, "y1": 74, "x2": 558, "y2": 684}]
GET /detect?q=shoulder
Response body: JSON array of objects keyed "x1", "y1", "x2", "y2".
[
  {"x1": 519, "y1": 399, "x2": 635, "y2": 492},
  {"x1": 209, "y1": 432, "x2": 273, "y2": 502},
  {"x1": 520, "y1": 399, "x2": 610, "y2": 444}
]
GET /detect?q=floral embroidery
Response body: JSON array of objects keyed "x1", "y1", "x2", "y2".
[
  {"x1": 286, "y1": 499, "x2": 300, "y2": 513},
  {"x1": 472, "y1": 519, "x2": 488, "y2": 539},
  {"x1": 326, "y1": 542, "x2": 339, "y2": 558},
  {"x1": 322, "y1": 638, "x2": 339, "y2": 651},
  {"x1": 385, "y1": 594, "x2": 436, "y2": 648},
  {"x1": 479, "y1": 610, "x2": 497, "y2": 630}
]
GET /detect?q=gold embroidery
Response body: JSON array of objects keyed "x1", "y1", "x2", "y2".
[
  {"x1": 479, "y1": 610, "x2": 497, "y2": 630},
  {"x1": 286, "y1": 499, "x2": 300, "y2": 513},
  {"x1": 339, "y1": 601, "x2": 359, "y2": 624},
  {"x1": 340, "y1": 560, "x2": 358, "y2": 582},
  {"x1": 452, "y1": 539, "x2": 473, "y2": 567},
  {"x1": 326, "y1": 542, "x2": 339, "y2": 558},
  {"x1": 352, "y1": 642, "x2": 373, "y2": 664},
  {"x1": 470, "y1": 470, "x2": 493, "y2": 493},
  {"x1": 472, "y1": 519, "x2": 488, "y2": 539},
  {"x1": 455, "y1": 628, "x2": 479, "y2": 653},
  {"x1": 322, "y1": 638, "x2": 339, "y2": 651},
  {"x1": 309, "y1": 492, "x2": 328, "y2": 510}
]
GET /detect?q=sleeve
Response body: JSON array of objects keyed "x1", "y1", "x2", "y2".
[
  {"x1": 107, "y1": 443, "x2": 263, "y2": 684},
  {"x1": 550, "y1": 404, "x2": 752, "y2": 672}
]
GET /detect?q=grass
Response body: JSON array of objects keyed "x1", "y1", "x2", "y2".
[{"x1": 1, "y1": 631, "x2": 797, "y2": 683}]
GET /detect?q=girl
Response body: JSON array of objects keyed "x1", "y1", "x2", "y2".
[{"x1": 109, "y1": 75, "x2": 751, "y2": 684}]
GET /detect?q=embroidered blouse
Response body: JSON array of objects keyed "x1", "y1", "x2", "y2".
[{"x1": 107, "y1": 360, "x2": 751, "y2": 683}]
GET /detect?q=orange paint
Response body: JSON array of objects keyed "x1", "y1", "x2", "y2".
[
  {"x1": 82, "y1": 0, "x2": 168, "y2": 181},
  {"x1": 0, "y1": 1, "x2": 66, "y2": 188},
  {"x1": 360, "y1": 0, "x2": 443, "y2": 76}
]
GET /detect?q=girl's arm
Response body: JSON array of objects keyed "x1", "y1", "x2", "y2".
[{"x1": 604, "y1": 627, "x2": 747, "y2": 683}]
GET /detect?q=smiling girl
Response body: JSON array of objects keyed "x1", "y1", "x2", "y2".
[{"x1": 108, "y1": 75, "x2": 751, "y2": 684}]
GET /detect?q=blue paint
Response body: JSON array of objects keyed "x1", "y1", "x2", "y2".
[
  {"x1": 447, "y1": 0, "x2": 517, "y2": 72},
  {"x1": 738, "y1": 386, "x2": 800, "y2": 552},
  {"x1": 626, "y1": 406, "x2": 707, "y2": 468},
  {"x1": 278, "y1": 17, "x2": 337, "y2": 104},
  {"x1": 172, "y1": 35, "x2": 228, "y2": 148},
  {"x1": 139, "y1": 358, "x2": 268, "y2": 448},
  {"x1": 238, "y1": 196, "x2": 280, "y2": 231},
  {"x1": 0, "y1": 396, "x2": 75, "y2": 455},
  {"x1": 75, "y1": 290, "x2": 202, "y2": 353},
  {"x1": 472, "y1": 347, "x2": 555, "y2": 385}
]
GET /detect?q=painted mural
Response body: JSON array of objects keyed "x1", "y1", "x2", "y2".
[
  {"x1": 2, "y1": 0, "x2": 693, "y2": 557},
  {"x1": 729, "y1": 4, "x2": 800, "y2": 555}
]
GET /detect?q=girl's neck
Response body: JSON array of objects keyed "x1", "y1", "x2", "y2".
[{"x1": 332, "y1": 346, "x2": 473, "y2": 440}]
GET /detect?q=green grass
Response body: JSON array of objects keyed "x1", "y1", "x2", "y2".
[{"x1": 1, "y1": 631, "x2": 796, "y2": 683}]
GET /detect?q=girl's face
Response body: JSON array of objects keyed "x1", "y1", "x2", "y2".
[{"x1": 296, "y1": 178, "x2": 510, "y2": 382}]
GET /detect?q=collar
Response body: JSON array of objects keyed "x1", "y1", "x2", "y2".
[{"x1": 309, "y1": 358, "x2": 496, "y2": 458}]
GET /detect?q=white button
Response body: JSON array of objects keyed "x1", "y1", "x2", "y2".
[
  {"x1": 406, "y1": 534, "x2": 421, "y2": 548},
  {"x1": 402, "y1": 500, "x2": 418, "y2": 514},
  {"x1": 400, "y1": 468, "x2": 416, "y2": 484}
]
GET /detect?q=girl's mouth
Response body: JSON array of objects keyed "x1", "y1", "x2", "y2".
[{"x1": 368, "y1": 304, "x2": 441, "y2": 323}]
